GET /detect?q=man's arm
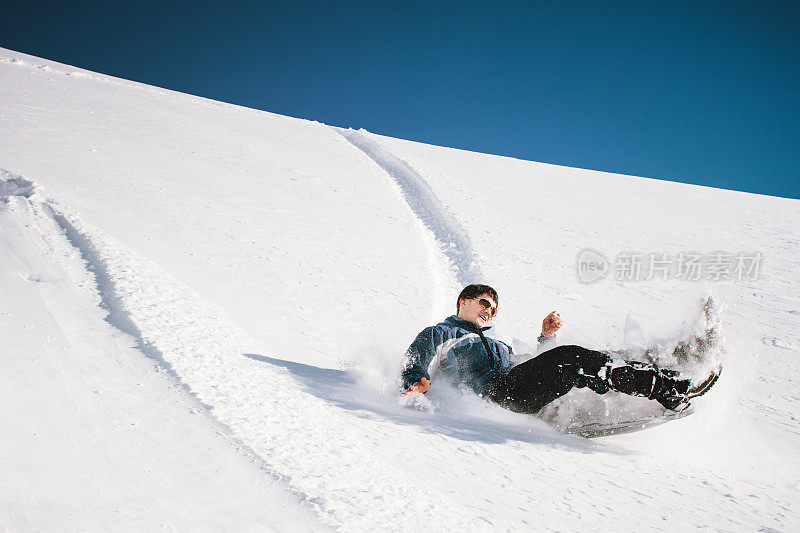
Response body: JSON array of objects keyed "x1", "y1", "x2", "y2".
[
  {"x1": 536, "y1": 311, "x2": 563, "y2": 354},
  {"x1": 401, "y1": 326, "x2": 437, "y2": 393}
]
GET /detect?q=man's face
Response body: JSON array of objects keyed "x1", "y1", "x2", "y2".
[{"x1": 458, "y1": 293, "x2": 497, "y2": 328}]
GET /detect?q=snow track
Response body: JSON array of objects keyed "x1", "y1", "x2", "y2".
[
  {"x1": 335, "y1": 127, "x2": 483, "y2": 285},
  {"x1": 46, "y1": 205, "x2": 168, "y2": 367},
  {"x1": 0, "y1": 173, "x2": 324, "y2": 531},
  {"x1": 1, "y1": 171, "x2": 477, "y2": 529}
]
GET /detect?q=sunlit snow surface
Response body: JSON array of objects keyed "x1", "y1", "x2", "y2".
[{"x1": 1, "y1": 48, "x2": 799, "y2": 531}]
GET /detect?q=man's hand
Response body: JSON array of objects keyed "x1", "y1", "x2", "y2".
[
  {"x1": 402, "y1": 377, "x2": 430, "y2": 395},
  {"x1": 541, "y1": 311, "x2": 563, "y2": 337}
]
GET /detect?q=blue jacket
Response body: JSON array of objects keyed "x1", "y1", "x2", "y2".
[{"x1": 401, "y1": 315, "x2": 556, "y2": 395}]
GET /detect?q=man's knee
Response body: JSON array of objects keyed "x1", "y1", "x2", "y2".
[{"x1": 544, "y1": 345, "x2": 608, "y2": 366}]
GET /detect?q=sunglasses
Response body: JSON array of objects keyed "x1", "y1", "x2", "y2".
[{"x1": 472, "y1": 297, "x2": 498, "y2": 317}]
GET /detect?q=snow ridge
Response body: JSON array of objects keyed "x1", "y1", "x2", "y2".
[
  {"x1": 0, "y1": 51, "x2": 270, "y2": 119},
  {"x1": 0, "y1": 169, "x2": 476, "y2": 529},
  {"x1": 335, "y1": 128, "x2": 483, "y2": 285},
  {"x1": 44, "y1": 204, "x2": 192, "y2": 383}
]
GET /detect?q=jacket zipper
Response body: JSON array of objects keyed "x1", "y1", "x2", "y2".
[{"x1": 476, "y1": 329, "x2": 495, "y2": 366}]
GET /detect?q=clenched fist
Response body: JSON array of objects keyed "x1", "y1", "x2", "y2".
[{"x1": 541, "y1": 311, "x2": 563, "y2": 337}]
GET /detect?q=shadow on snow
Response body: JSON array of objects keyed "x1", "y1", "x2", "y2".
[{"x1": 243, "y1": 353, "x2": 617, "y2": 455}]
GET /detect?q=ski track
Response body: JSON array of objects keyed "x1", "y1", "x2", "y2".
[
  {"x1": 1, "y1": 170, "x2": 476, "y2": 529},
  {"x1": 0, "y1": 188, "x2": 325, "y2": 531},
  {"x1": 335, "y1": 127, "x2": 483, "y2": 285}
]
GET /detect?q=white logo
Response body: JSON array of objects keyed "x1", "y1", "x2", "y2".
[{"x1": 577, "y1": 248, "x2": 610, "y2": 284}]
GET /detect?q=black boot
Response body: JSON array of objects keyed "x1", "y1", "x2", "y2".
[
  {"x1": 605, "y1": 362, "x2": 692, "y2": 411},
  {"x1": 649, "y1": 371, "x2": 692, "y2": 411},
  {"x1": 649, "y1": 366, "x2": 723, "y2": 411}
]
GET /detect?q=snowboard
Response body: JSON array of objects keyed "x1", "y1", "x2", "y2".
[
  {"x1": 563, "y1": 359, "x2": 721, "y2": 438},
  {"x1": 562, "y1": 406, "x2": 694, "y2": 438}
]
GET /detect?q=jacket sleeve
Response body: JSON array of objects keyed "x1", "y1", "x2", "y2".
[
  {"x1": 401, "y1": 326, "x2": 437, "y2": 390},
  {"x1": 535, "y1": 334, "x2": 557, "y2": 355}
]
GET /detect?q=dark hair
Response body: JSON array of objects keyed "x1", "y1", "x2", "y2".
[{"x1": 456, "y1": 284, "x2": 499, "y2": 314}]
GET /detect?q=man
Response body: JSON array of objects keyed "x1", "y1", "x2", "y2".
[{"x1": 402, "y1": 284, "x2": 717, "y2": 413}]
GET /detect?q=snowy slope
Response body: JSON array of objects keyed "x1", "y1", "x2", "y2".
[
  {"x1": 0, "y1": 178, "x2": 322, "y2": 531},
  {"x1": 1, "y1": 48, "x2": 799, "y2": 531}
]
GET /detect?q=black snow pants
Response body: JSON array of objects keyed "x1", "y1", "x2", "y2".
[{"x1": 487, "y1": 344, "x2": 661, "y2": 414}]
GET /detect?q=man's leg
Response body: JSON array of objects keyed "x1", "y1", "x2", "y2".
[
  {"x1": 488, "y1": 345, "x2": 610, "y2": 414},
  {"x1": 488, "y1": 345, "x2": 688, "y2": 414}
]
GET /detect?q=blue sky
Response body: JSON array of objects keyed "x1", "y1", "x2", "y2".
[{"x1": 4, "y1": 1, "x2": 798, "y2": 199}]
